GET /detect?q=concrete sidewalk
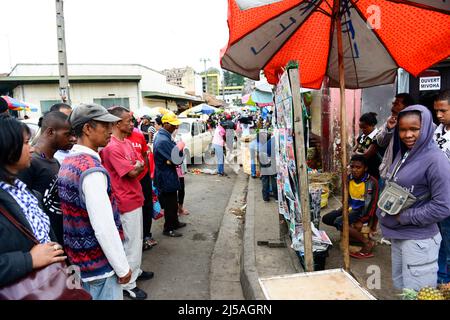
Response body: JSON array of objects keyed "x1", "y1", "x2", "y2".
[{"x1": 240, "y1": 176, "x2": 300, "y2": 300}]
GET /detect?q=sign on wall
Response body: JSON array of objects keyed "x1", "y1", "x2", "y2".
[{"x1": 419, "y1": 76, "x2": 441, "y2": 91}]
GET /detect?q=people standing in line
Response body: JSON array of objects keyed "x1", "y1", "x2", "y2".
[
  {"x1": 18, "y1": 111, "x2": 75, "y2": 244},
  {"x1": 433, "y1": 90, "x2": 450, "y2": 285},
  {"x1": 376, "y1": 93, "x2": 415, "y2": 182},
  {"x1": 126, "y1": 125, "x2": 158, "y2": 251},
  {"x1": 212, "y1": 122, "x2": 226, "y2": 176},
  {"x1": 101, "y1": 106, "x2": 153, "y2": 300},
  {"x1": 354, "y1": 112, "x2": 381, "y2": 179},
  {"x1": 153, "y1": 112, "x2": 186, "y2": 237},
  {"x1": 0, "y1": 116, "x2": 66, "y2": 287},
  {"x1": 377, "y1": 105, "x2": 450, "y2": 291},
  {"x1": 57, "y1": 104, "x2": 131, "y2": 300}
]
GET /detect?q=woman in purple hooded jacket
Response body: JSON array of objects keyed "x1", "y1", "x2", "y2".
[{"x1": 377, "y1": 105, "x2": 450, "y2": 291}]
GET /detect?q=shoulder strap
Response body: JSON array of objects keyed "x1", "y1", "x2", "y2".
[{"x1": 0, "y1": 205, "x2": 39, "y2": 245}]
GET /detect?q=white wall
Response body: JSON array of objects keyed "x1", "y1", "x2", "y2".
[{"x1": 14, "y1": 82, "x2": 140, "y2": 119}]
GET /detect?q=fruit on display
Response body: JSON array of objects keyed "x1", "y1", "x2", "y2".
[
  {"x1": 401, "y1": 285, "x2": 450, "y2": 300},
  {"x1": 417, "y1": 287, "x2": 445, "y2": 300},
  {"x1": 438, "y1": 283, "x2": 450, "y2": 300},
  {"x1": 400, "y1": 288, "x2": 418, "y2": 300}
]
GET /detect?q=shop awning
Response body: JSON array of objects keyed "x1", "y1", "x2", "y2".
[{"x1": 142, "y1": 91, "x2": 204, "y2": 103}]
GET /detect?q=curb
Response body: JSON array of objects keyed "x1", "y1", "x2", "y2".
[
  {"x1": 209, "y1": 172, "x2": 248, "y2": 300},
  {"x1": 240, "y1": 177, "x2": 266, "y2": 300}
]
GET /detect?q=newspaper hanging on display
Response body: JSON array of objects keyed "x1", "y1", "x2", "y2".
[
  {"x1": 273, "y1": 70, "x2": 332, "y2": 256},
  {"x1": 273, "y1": 71, "x2": 302, "y2": 236}
]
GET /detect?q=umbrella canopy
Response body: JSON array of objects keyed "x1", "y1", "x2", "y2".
[
  {"x1": 242, "y1": 90, "x2": 274, "y2": 106},
  {"x1": 1, "y1": 95, "x2": 39, "y2": 112},
  {"x1": 221, "y1": 0, "x2": 450, "y2": 89},
  {"x1": 179, "y1": 104, "x2": 219, "y2": 117}
]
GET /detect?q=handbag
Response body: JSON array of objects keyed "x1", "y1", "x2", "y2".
[
  {"x1": 377, "y1": 152, "x2": 429, "y2": 216},
  {"x1": 0, "y1": 205, "x2": 92, "y2": 300}
]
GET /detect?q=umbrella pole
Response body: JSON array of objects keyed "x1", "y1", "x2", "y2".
[{"x1": 335, "y1": 7, "x2": 350, "y2": 271}]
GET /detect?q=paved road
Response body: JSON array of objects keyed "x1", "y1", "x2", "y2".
[{"x1": 138, "y1": 165, "x2": 237, "y2": 300}]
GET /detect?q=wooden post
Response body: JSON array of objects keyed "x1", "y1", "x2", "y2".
[
  {"x1": 289, "y1": 68, "x2": 314, "y2": 272},
  {"x1": 335, "y1": 1, "x2": 350, "y2": 271}
]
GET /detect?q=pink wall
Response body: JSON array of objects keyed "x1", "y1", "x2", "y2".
[{"x1": 325, "y1": 88, "x2": 362, "y2": 173}]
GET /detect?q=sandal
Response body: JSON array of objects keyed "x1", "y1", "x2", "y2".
[
  {"x1": 349, "y1": 251, "x2": 374, "y2": 259},
  {"x1": 178, "y1": 208, "x2": 190, "y2": 216}
]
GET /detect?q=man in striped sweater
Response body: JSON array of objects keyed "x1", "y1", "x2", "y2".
[{"x1": 58, "y1": 104, "x2": 131, "y2": 300}]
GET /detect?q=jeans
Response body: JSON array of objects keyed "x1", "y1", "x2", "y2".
[
  {"x1": 82, "y1": 275, "x2": 123, "y2": 300},
  {"x1": 391, "y1": 234, "x2": 441, "y2": 290},
  {"x1": 250, "y1": 147, "x2": 257, "y2": 177},
  {"x1": 321, "y1": 208, "x2": 365, "y2": 231},
  {"x1": 213, "y1": 144, "x2": 224, "y2": 174},
  {"x1": 438, "y1": 217, "x2": 450, "y2": 284},
  {"x1": 261, "y1": 174, "x2": 277, "y2": 201}
]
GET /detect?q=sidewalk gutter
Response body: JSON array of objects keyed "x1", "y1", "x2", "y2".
[
  {"x1": 209, "y1": 172, "x2": 248, "y2": 300},
  {"x1": 240, "y1": 177, "x2": 266, "y2": 300}
]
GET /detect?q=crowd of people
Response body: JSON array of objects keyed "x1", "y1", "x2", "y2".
[
  {"x1": 0, "y1": 88, "x2": 449, "y2": 299},
  {"x1": 0, "y1": 101, "x2": 191, "y2": 300},
  {"x1": 322, "y1": 91, "x2": 450, "y2": 291}
]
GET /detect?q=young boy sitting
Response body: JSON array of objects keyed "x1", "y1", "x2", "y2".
[{"x1": 322, "y1": 154, "x2": 379, "y2": 259}]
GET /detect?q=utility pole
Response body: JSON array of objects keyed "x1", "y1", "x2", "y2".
[
  {"x1": 55, "y1": 0, "x2": 71, "y2": 104},
  {"x1": 200, "y1": 58, "x2": 210, "y2": 95}
]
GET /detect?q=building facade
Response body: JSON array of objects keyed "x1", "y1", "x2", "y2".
[
  {"x1": 161, "y1": 66, "x2": 197, "y2": 93},
  {"x1": 201, "y1": 69, "x2": 221, "y2": 96},
  {"x1": 0, "y1": 64, "x2": 204, "y2": 119}
]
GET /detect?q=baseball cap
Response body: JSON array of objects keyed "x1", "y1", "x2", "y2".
[
  {"x1": 69, "y1": 103, "x2": 121, "y2": 128},
  {"x1": 161, "y1": 112, "x2": 181, "y2": 126}
]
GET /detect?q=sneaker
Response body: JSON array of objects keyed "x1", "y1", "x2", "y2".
[
  {"x1": 163, "y1": 230, "x2": 182, "y2": 237},
  {"x1": 137, "y1": 271, "x2": 154, "y2": 281},
  {"x1": 123, "y1": 287, "x2": 148, "y2": 300}
]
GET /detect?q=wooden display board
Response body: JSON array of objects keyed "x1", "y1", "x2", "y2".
[{"x1": 259, "y1": 269, "x2": 376, "y2": 300}]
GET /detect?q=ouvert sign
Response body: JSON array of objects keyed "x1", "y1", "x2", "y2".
[{"x1": 419, "y1": 76, "x2": 441, "y2": 91}]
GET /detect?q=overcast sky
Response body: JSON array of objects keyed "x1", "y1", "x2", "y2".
[{"x1": 0, "y1": 0, "x2": 230, "y2": 74}]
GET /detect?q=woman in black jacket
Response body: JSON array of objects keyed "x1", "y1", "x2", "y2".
[{"x1": 0, "y1": 115, "x2": 65, "y2": 287}]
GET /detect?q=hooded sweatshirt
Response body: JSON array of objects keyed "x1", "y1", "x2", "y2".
[{"x1": 377, "y1": 105, "x2": 450, "y2": 240}]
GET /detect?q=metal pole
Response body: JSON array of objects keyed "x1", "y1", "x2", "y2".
[
  {"x1": 335, "y1": 0, "x2": 350, "y2": 271},
  {"x1": 55, "y1": 0, "x2": 71, "y2": 105}
]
